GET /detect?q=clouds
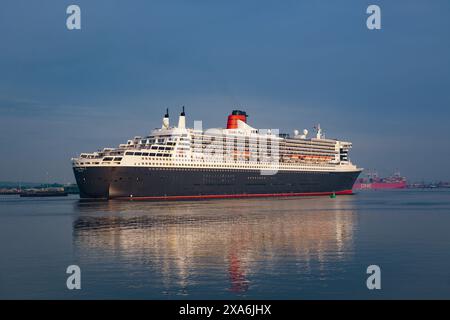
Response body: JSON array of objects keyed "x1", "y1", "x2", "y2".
[{"x1": 0, "y1": 0, "x2": 449, "y2": 182}]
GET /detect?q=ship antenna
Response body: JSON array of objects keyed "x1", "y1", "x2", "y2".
[
  {"x1": 181, "y1": 106, "x2": 185, "y2": 116},
  {"x1": 165, "y1": 108, "x2": 169, "y2": 118}
]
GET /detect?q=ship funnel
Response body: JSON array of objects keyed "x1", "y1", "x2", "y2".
[
  {"x1": 226, "y1": 110, "x2": 248, "y2": 129},
  {"x1": 178, "y1": 106, "x2": 186, "y2": 129},
  {"x1": 162, "y1": 108, "x2": 169, "y2": 129}
]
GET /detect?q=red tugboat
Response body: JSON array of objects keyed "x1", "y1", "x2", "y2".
[{"x1": 353, "y1": 171, "x2": 407, "y2": 190}]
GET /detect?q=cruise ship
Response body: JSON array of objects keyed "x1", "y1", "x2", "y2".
[{"x1": 72, "y1": 109, "x2": 362, "y2": 200}]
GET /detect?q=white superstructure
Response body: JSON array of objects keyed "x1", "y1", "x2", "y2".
[{"x1": 72, "y1": 109, "x2": 360, "y2": 174}]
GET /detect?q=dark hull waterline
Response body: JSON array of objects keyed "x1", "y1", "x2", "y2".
[{"x1": 73, "y1": 166, "x2": 361, "y2": 200}]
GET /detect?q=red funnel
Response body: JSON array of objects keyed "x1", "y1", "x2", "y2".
[{"x1": 226, "y1": 110, "x2": 248, "y2": 129}]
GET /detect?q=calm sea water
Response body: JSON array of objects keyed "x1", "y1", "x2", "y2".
[{"x1": 1, "y1": 190, "x2": 450, "y2": 299}]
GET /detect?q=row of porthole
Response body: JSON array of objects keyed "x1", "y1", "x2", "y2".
[
  {"x1": 137, "y1": 167, "x2": 334, "y2": 174},
  {"x1": 131, "y1": 163, "x2": 337, "y2": 170}
]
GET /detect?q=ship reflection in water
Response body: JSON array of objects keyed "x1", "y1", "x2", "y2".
[{"x1": 73, "y1": 197, "x2": 357, "y2": 298}]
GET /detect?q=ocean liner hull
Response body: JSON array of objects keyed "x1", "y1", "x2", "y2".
[{"x1": 73, "y1": 166, "x2": 361, "y2": 200}]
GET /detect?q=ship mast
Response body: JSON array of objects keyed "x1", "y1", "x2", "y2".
[
  {"x1": 162, "y1": 108, "x2": 170, "y2": 129},
  {"x1": 178, "y1": 106, "x2": 186, "y2": 129}
]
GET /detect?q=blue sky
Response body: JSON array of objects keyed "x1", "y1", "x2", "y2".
[{"x1": 1, "y1": 0, "x2": 449, "y2": 182}]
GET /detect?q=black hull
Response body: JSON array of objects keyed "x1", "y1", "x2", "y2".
[{"x1": 73, "y1": 166, "x2": 361, "y2": 200}]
